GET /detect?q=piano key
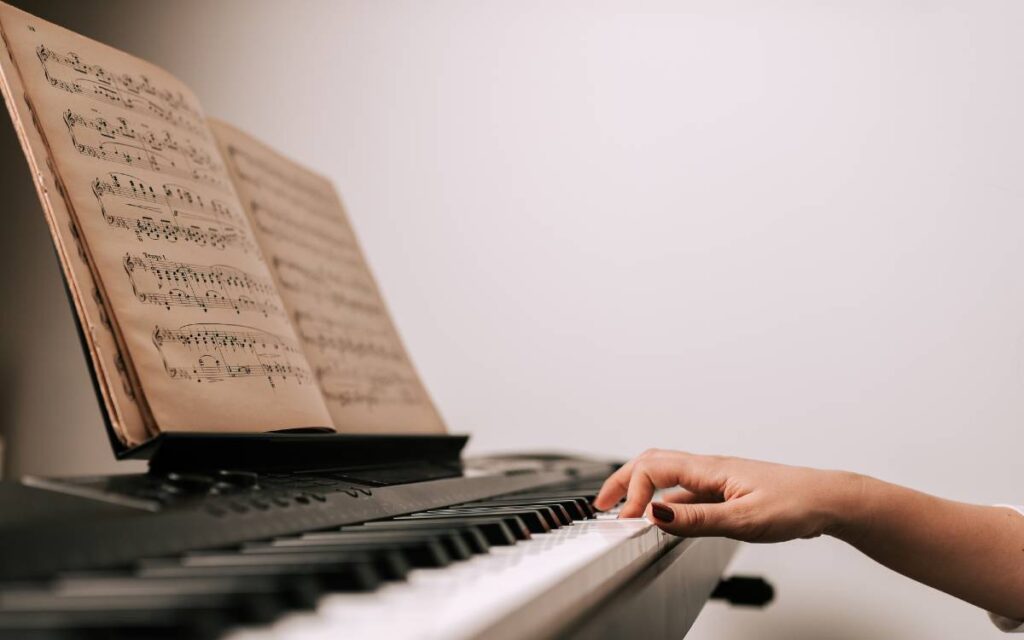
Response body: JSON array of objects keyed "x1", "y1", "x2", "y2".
[
  {"x1": 223, "y1": 517, "x2": 675, "y2": 640},
  {"x1": 461, "y1": 501, "x2": 575, "y2": 525},
  {"x1": 509, "y1": 495, "x2": 598, "y2": 519},
  {"x1": 237, "y1": 545, "x2": 410, "y2": 581},
  {"x1": 255, "y1": 537, "x2": 452, "y2": 568},
  {"x1": 0, "y1": 607, "x2": 229, "y2": 640},
  {"x1": 470, "y1": 496, "x2": 592, "y2": 520},
  {"x1": 411, "y1": 507, "x2": 552, "y2": 533},
  {"x1": 394, "y1": 513, "x2": 532, "y2": 541},
  {"x1": 296, "y1": 530, "x2": 473, "y2": 561},
  {"x1": 365, "y1": 517, "x2": 522, "y2": 546},
  {"x1": 342, "y1": 522, "x2": 491, "y2": 554},
  {"x1": 512, "y1": 489, "x2": 599, "y2": 504},
  {"x1": 0, "y1": 588, "x2": 282, "y2": 628},
  {"x1": 464, "y1": 505, "x2": 562, "y2": 529},
  {"x1": 137, "y1": 557, "x2": 380, "y2": 592},
  {"x1": 51, "y1": 573, "x2": 322, "y2": 609}
]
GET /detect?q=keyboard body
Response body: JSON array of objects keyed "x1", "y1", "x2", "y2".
[{"x1": 0, "y1": 453, "x2": 738, "y2": 639}]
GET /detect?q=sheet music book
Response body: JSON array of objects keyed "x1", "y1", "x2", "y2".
[{"x1": 0, "y1": 2, "x2": 447, "y2": 447}]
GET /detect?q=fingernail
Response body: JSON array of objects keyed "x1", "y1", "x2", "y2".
[{"x1": 651, "y1": 502, "x2": 674, "y2": 523}]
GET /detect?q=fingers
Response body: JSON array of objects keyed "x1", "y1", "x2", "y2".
[
  {"x1": 595, "y1": 449, "x2": 729, "y2": 516},
  {"x1": 619, "y1": 465, "x2": 659, "y2": 517},
  {"x1": 646, "y1": 500, "x2": 746, "y2": 538},
  {"x1": 593, "y1": 459, "x2": 635, "y2": 511},
  {"x1": 661, "y1": 488, "x2": 723, "y2": 505}
]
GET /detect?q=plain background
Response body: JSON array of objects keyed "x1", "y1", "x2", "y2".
[{"x1": 1, "y1": 1, "x2": 1021, "y2": 637}]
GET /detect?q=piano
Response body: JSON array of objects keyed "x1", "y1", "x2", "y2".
[{"x1": 0, "y1": 432, "x2": 741, "y2": 639}]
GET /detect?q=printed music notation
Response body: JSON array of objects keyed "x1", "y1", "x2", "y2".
[
  {"x1": 153, "y1": 323, "x2": 311, "y2": 387},
  {"x1": 93, "y1": 172, "x2": 252, "y2": 251},
  {"x1": 225, "y1": 144, "x2": 336, "y2": 222},
  {"x1": 64, "y1": 108, "x2": 227, "y2": 190},
  {"x1": 315, "y1": 363, "x2": 426, "y2": 409},
  {"x1": 37, "y1": 45, "x2": 205, "y2": 137},
  {"x1": 250, "y1": 201, "x2": 356, "y2": 261},
  {"x1": 93, "y1": 171, "x2": 238, "y2": 224},
  {"x1": 272, "y1": 256, "x2": 382, "y2": 317},
  {"x1": 294, "y1": 312, "x2": 404, "y2": 362},
  {"x1": 124, "y1": 252, "x2": 282, "y2": 317}
]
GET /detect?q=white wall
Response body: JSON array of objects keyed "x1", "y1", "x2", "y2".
[{"x1": 8, "y1": 1, "x2": 1024, "y2": 637}]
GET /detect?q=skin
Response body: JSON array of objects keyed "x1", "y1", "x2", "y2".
[{"x1": 593, "y1": 449, "x2": 1024, "y2": 621}]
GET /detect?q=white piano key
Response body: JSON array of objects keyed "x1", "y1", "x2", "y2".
[{"x1": 223, "y1": 514, "x2": 679, "y2": 640}]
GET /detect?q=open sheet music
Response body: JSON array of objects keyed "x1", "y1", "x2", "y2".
[{"x1": 0, "y1": 2, "x2": 446, "y2": 447}]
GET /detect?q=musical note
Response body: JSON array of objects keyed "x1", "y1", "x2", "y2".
[
  {"x1": 64, "y1": 108, "x2": 227, "y2": 190},
  {"x1": 37, "y1": 44, "x2": 206, "y2": 137},
  {"x1": 226, "y1": 143, "x2": 337, "y2": 222},
  {"x1": 93, "y1": 171, "x2": 238, "y2": 224},
  {"x1": 93, "y1": 172, "x2": 253, "y2": 251},
  {"x1": 210, "y1": 120, "x2": 445, "y2": 428},
  {"x1": 124, "y1": 252, "x2": 282, "y2": 317},
  {"x1": 294, "y1": 311, "x2": 404, "y2": 362},
  {"x1": 272, "y1": 256, "x2": 382, "y2": 316},
  {"x1": 152, "y1": 323, "x2": 311, "y2": 387},
  {"x1": 250, "y1": 201, "x2": 357, "y2": 261},
  {"x1": 315, "y1": 363, "x2": 425, "y2": 409}
]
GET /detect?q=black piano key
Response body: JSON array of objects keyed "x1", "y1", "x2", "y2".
[
  {"x1": 462, "y1": 501, "x2": 574, "y2": 525},
  {"x1": 343, "y1": 522, "x2": 491, "y2": 554},
  {"x1": 516, "y1": 489, "x2": 599, "y2": 503},
  {"x1": 51, "y1": 572, "x2": 322, "y2": 610},
  {"x1": 297, "y1": 530, "x2": 473, "y2": 561},
  {"x1": 419, "y1": 507, "x2": 554, "y2": 533},
  {"x1": 239, "y1": 543, "x2": 411, "y2": 581},
  {"x1": 0, "y1": 607, "x2": 228, "y2": 640},
  {"x1": 405, "y1": 513, "x2": 532, "y2": 541},
  {"x1": 471, "y1": 497, "x2": 590, "y2": 520},
  {"x1": 368, "y1": 516, "x2": 522, "y2": 545},
  {"x1": 411, "y1": 508, "x2": 548, "y2": 533},
  {"x1": 261, "y1": 536, "x2": 452, "y2": 569},
  {"x1": 0, "y1": 589, "x2": 281, "y2": 627},
  {"x1": 137, "y1": 556, "x2": 380, "y2": 592},
  {"x1": 508, "y1": 492, "x2": 599, "y2": 517}
]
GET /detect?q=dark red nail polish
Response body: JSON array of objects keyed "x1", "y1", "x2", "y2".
[{"x1": 651, "y1": 502, "x2": 674, "y2": 523}]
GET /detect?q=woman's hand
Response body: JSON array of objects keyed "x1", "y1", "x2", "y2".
[
  {"x1": 594, "y1": 448, "x2": 1024, "y2": 621},
  {"x1": 593, "y1": 449, "x2": 868, "y2": 542}
]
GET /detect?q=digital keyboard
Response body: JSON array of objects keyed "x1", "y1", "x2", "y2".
[{"x1": 0, "y1": 452, "x2": 738, "y2": 639}]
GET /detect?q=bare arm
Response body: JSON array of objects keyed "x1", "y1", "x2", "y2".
[{"x1": 593, "y1": 449, "x2": 1024, "y2": 620}]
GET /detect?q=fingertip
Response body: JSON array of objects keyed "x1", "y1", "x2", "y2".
[
  {"x1": 650, "y1": 501, "x2": 675, "y2": 524},
  {"x1": 617, "y1": 503, "x2": 642, "y2": 519}
]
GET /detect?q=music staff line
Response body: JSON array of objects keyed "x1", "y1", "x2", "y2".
[
  {"x1": 93, "y1": 172, "x2": 253, "y2": 251},
  {"x1": 315, "y1": 363, "x2": 424, "y2": 409},
  {"x1": 94, "y1": 171, "x2": 238, "y2": 225},
  {"x1": 124, "y1": 253, "x2": 283, "y2": 317},
  {"x1": 65, "y1": 108, "x2": 227, "y2": 191},
  {"x1": 251, "y1": 200, "x2": 354, "y2": 251},
  {"x1": 250, "y1": 201, "x2": 360, "y2": 263},
  {"x1": 227, "y1": 145, "x2": 339, "y2": 223},
  {"x1": 294, "y1": 311, "x2": 404, "y2": 362},
  {"x1": 273, "y1": 256, "x2": 382, "y2": 317},
  {"x1": 226, "y1": 144, "x2": 333, "y2": 204},
  {"x1": 38, "y1": 44, "x2": 206, "y2": 137},
  {"x1": 153, "y1": 323, "x2": 310, "y2": 387}
]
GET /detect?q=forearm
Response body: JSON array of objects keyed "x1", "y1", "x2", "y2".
[{"x1": 829, "y1": 475, "x2": 1024, "y2": 620}]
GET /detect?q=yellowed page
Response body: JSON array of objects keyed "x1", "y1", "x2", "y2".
[
  {"x1": 0, "y1": 34, "x2": 150, "y2": 445},
  {"x1": 209, "y1": 120, "x2": 446, "y2": 434},
  {"x1": 0, "y1": 4, "x2": 333, "y2": 434}
]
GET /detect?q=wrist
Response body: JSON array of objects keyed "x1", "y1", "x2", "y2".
[{"x1": 820, "y1": 470, "x2": 880, "y2": 542}]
